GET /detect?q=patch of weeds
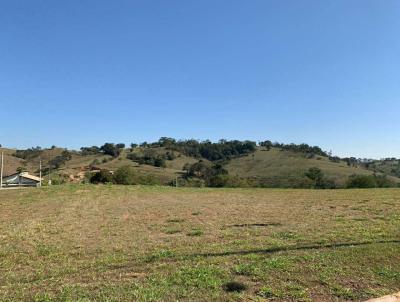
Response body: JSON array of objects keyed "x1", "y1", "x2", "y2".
[
  {"x1": 36, "y1": 243, "x2": 57, "y2": 257},
  {"x1": 34, "y1": 293, "x2": 52, "y2": 302},
  {"x1": 164, "y1": 228, "x2": 181, "y2": 234},
  {"x1": 223, "y1": 281, "x2": 247, "y2": 292},
  {"x1": 264, "y1": 257, "x2": 292, "y2": 270},
  {"x1": 259, "y1": 283, "x2": 308, "y2": 300},
  {"x1": 187, "y1": 228, "x2": 203, "y2": 236},
  {"x1": 166, "y1": 218, "x2": 185, "y2": 223},
  {"x1": 96, "y1": 252, "x2": 128, "y2": 269},
  {"x1": 59, "y1": 285, "x2": 91, "y2": 302},
  {"x1": 258, "y1": 286, "x2": 277, "y2": 298},
  {"x1": 144, "y1": 249, "x2": 175, "y2": 263},
  {"x1": 233, "y1": 263, "x2": 258, "y2": 276},
  {"x1": 331, "y1": 285, "x2": 356, "y2": 300},
  {"x1": 375, "y1": 267, "x2": 400, "y2": 281},
  {"x1": 192, "y1": 211, "x2": 201, "y2": 216},
  {"x1": 352, "y1": 217, "x2": 368, "y2": 221},
  {"x1": 285, "y1": 283, "x2": 309, "y2": 301},
  {"x1": 272, "y1": 231, "x2": 298, "y2": 240},
  {"x1": 172, "y1": 265, "x2": 223, "y2": 289}
]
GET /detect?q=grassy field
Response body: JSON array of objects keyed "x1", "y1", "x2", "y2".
[{"x1": 0, "y1": 186, "x2": 399, "y2": 301}]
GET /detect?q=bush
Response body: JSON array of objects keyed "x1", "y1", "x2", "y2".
[
  {"x1": 113, "y1": 166, "x2": 136, "y2": 185},
  {"x1": 127, "y1": 150, "x2": 167, "y2": 168},
  {"x1": 80, "y1": 146, "x2": 101, "y2": 155},
  {"x1": 90, "y1": 170, "x2": 114, "y2": 184},
  {"x1": 346, "y1": 175, "x2": 377, "y2": 188},
  {"x1": 154, "y1": 158, "x2": 166, "y2": 168},
  {"x1": 137, "y1": 175, "x2": 161, "y2": 185},
  {"x1": 208, "y1": 175, "x2": 248, "y2": 187},
  {"x1": 375, "y1": 174, "x2": 396, "y2": 188}
]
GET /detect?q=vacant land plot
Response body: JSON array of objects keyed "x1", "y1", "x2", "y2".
[{"x1": 0, "y1": 186, "x2": 399, "y2": 301}]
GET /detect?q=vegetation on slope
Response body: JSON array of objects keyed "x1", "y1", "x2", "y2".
[{"x1": 2, "y1": 138, "x2": 399, "y2": 188}]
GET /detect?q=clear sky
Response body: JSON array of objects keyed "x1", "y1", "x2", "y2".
[{"x1": 1, "y1": 1, "x2": 399, "y2": 158}]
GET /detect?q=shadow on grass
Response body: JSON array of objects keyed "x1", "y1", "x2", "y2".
[
  {"x1": 192, "y1": 239, "x2": 400, "y2": 258},
  {"x1": 226, "y1": 223, "x2": 282, "y2": 228}
]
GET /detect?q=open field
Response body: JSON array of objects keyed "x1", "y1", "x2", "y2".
[{"x1": 0, "y1": 186, "x2": 399, "y2": 301}]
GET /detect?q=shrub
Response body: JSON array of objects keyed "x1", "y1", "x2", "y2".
[
  {"x1": 137, "y1": 175, "x2": 161, "y2": 185},
  {"x1": 305, "y1": 167, "x2": 325, "y2": 188},
  {"x1": 90, "y1": 159, "x2": 100, "y2": 166},
  {"x1": 90, "y1": 170, "x2": 113, "y2": 184},
  {"x1": 375, "y1": 174, "x2": 396, "y2": 188},
  {"x1": 346, "y1": 175, "x2": 377, "y2": 188},
  {"x1": 154, "y1": 157, "x2": 166, "y2": 168},
  {"x1": 208, "y1": 175, "x2": 247, "y2": 187},
  {"x1": 113, "y1": 166, "x2": 136, "y2": 185}
]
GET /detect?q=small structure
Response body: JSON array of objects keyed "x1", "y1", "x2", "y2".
[{"x1": 2, "y1": 172, "x2": 42, "y2": 187}]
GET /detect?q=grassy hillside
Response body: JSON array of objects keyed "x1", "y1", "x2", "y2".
[
  {"x1": 226, "y1": 147, "x2": 395, "y2": 187},
  {"x1": 365, "y1": 159, "x2": 400, "y2": 178},
  {"x1": 2, "y1": 145, "x2": 399, "y2": 187},
  {"x1": 0, "y1": 147, "x2": 24, "y2": 176},
  {"x1": 0, "y1": 185, "x2": 399, "y2": 301}
]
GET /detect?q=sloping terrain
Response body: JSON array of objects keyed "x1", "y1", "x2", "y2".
[
  {"x1": 2, "y1": 145, "x2": 399, "y2": 187},
  {"x1": 225, "y1": 148, "x2": 396, "y2": 187}
]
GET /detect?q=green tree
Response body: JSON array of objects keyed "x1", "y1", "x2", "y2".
[
  {"x1": 305, "y1": 167, "x2": 325, "y2": 189},
  {"x1": 101, "y1": 143, "x2": 120, "y2": 157}
]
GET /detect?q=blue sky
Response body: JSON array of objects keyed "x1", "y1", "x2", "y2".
[{"x1": 1, "y1": 1, "x2": 399, "y2": 158}]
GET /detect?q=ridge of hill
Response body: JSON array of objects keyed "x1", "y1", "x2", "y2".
[{"x1": 1, "y1": 143, "x2": 399, "y2": 188}]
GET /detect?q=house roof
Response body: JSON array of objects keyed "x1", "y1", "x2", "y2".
[{"x1": 3, "y1": 172, "x2": 42, "y2": 182}]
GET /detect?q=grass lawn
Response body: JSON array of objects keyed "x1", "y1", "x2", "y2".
[{"x1": 0, "y1": 185, "x2": 399, "y2": 301}]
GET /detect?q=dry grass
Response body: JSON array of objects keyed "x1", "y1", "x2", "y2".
[
  {"x1": 0, "y1": 185, "x2": 399, "y2": 301},
  {"x1": 226, "y1": 148, "x2": 399, "y2": 187}
]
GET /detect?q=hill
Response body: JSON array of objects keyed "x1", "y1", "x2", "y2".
[
  {"x1": 1, "y1": 140, "x2": 399, "y2": 188},
  {"x1": 225, "y1": 147, "x2": 398, "y2": 188}
]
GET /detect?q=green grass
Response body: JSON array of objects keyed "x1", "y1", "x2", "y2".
[
  {"x1": 0, "y1": 185, "x2": 399, "y2": 301},
  {"x1": 226, "y1": 147, "x2": 399, "y2": 187}
]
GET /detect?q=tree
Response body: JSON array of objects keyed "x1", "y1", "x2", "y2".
[
  {"x1": 61, "y1": 150, "x2": 72, "y2": 161},
  {"x1": 305, "y1": 167, "x2": 325, "y2": 189},
  {"x1": 260, "y1": 140, "x2": 273, "y2": 151},
  {"x1": 101, "y1": 143, "x2": 120, "y2": 157},
  {"x1": 80, "y1": 146, "x2": 100, "y2": 155},
  {"x1": 116, "y1": 143, "x2": 125, "y2": 149}
]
